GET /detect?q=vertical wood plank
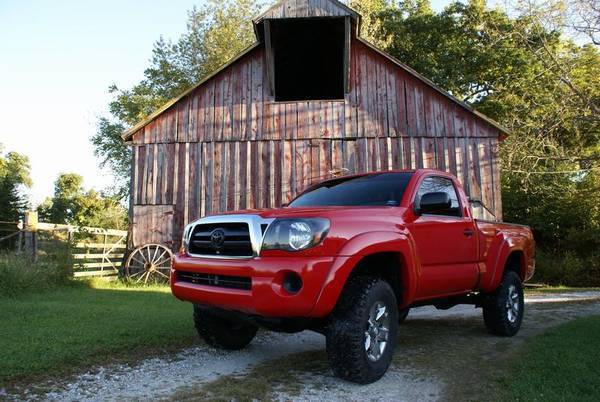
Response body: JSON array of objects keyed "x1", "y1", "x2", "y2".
[
  {"x1": 251, "y1": 51, "x2": 263, "y2": 140},
  {"x1": 405, "y1": 78, "x2": 417, "y2": 137},
  {"x1": 202, "y1": 142, "x2": 213, "y2": 216},
  {"x1": 189, "y1": 94, "x2": 199, "y2": 142},
  {"x1": 205, "y1": 81, "x2": 215, "y2": 142},
  {"x1": 491, "y1": 138, "x2": 502, "y2": 219},
  {"x1": 274, "y1": 140, "x2": 283, "y2": 207},
  {"x1": 223, "y1": 69, "x2": 233, "y2": 141},
  {"x1": 376, "y1": 58, "x2": 388, "y2": 138},
  {"x1": 214, "y1": 76, "x2": 224, "y2": 142},
  {"x1": 414, "y1": 84, "x2": 426, "y2": 136},
  {"x1": 227, "y1": 141, "x2": 236, "y2": 211},
  {"x1": 249, "y1": 141, "x2": 259, "y2": 208},
  {"x1": 212, "y1": 142, "x2": 222, "y2": 213},
  {"x1": 283, "y1": 140, "x2": 294, "y2": 202},
  {"x1": 177, "y1": 98, "x2": 189, "y2": 143}
]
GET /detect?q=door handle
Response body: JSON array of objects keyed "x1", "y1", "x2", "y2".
[{"x1": 463, "y1": 229, "x2": 474, "y2": 237}]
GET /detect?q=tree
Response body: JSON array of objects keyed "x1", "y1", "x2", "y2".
[
  {"x1": 347, "y1": 0, "x2": 395, "y2": 46},
  {"x1": 372, "y1": 0, "x2": 600, "y2": 283},
  {"x1": 0, "y1": 144, "x2": 31, "y2": 222},
  {"x1": 37, "y1": 173, "x2": 127, "y2": 229},
  {"x1": 92, "y1": 0, "x2": 264, "y2": 198}
]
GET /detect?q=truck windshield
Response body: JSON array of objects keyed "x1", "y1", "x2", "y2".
[{"x1": 289, "y1": 172, "x2": 413, "y2": 207}]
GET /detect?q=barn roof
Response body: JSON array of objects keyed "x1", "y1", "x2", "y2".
[
  {"x1": 121, "y1": 1, "x2": 510, "y2": 141},
  {"x1": 253, "y1": 0, "x2": 360, "y2": 24}
]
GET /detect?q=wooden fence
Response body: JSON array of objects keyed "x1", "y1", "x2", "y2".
[{"x1": 0, "y1": 212, "x2": 128, "y2": 279}]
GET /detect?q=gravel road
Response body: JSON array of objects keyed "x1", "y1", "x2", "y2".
[{"x1": 5, "y1": 291, "x2": 600, "y2": 402}]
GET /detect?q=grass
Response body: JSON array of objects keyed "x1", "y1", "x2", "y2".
[
  {"x1": 0, "y1": 252, "x2": 72, "y2": 297},
  {"x1": 483, "y1": 315, "x2": 600, "y2": 401},
  {"x1": 0, "y1": 279, "x2": 197, "y2": 389},
  {"x1": 525, "y1": 285, "x2": 600, "y2": 294}
]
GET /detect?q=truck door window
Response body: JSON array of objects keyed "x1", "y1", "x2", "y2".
[{"x1": 416, "y1": 177, "x2": 461, "y2": 217}]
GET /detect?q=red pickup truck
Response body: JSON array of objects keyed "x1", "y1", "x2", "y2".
[{"x1": 171, "y1": 169, "x2": 535, "y2": 383}]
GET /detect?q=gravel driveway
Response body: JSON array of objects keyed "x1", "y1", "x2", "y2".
[{"x1": 5, "y1": 291, "x2": 600, "y2": 402}]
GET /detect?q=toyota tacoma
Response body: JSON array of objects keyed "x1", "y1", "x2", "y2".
[{"x1": 171, "y1": 169, "x2": 535, "y2": 384}]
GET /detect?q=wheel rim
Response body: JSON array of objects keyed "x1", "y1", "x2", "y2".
[
  {"x1": 125, "y1": 244, "x2": 173, "y2": 284},
  {"x1": 364, "y1": 301, "x2": 390, "y2": 362},
  {"x1": 506, "y1": 284, "x2": 520, "y2": 323}
]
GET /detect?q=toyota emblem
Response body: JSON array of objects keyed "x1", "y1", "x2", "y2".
[{"x1": 210, "y1": 229, "x2": 226, "y2": 248}]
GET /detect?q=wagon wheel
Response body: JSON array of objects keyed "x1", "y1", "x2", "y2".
[{"x1": 125, "y1": 244, "x2": 173, "y2": 284}]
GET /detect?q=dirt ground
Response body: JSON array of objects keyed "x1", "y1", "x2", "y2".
[{"x1": 4, "y1": 291, "x2": 600, "y2": 402}]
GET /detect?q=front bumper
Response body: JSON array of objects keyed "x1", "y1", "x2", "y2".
[{"x1": 171, "y1": 253, "x2": 336, "y2": 317}]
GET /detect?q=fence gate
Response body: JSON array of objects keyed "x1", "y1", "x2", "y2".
[{"x1": 2, "y1": 212, "x2": 128, "y2": 279}]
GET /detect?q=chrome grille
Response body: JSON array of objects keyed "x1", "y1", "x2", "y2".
[
  {"x1": 189, "y1": 223, "x2": 252, "y2": 257},
  {"x1": 184, "y1": 215, "x2": 275, "y2": 259}
]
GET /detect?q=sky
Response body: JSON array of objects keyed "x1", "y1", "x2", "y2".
[{"x1": 0, "y1": 0, "x2": 453, "y2": 206}]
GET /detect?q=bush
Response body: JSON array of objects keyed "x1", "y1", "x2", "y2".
[
  {"x1": 533, "y1": 249, "x2": 600, "y2": 287},
  {"x1": 0, "y1": 252, "x2": 74, "y2": 297}
]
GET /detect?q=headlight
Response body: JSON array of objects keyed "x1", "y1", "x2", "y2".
[
  {"x1": 262, "y1": 218, "x2": 330, "y2": 252},
  {"x1": 181, "y1": 223, "x2": 194, "y2": 252}
]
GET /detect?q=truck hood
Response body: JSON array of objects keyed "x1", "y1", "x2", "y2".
[
  {"x1": 214, "y1": 206, "x2": 406, "y2": 221},
  {"x1": 210, "y1": 206, "x2": 408, "y2": 240}
]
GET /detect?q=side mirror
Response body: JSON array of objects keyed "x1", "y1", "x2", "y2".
[{"x1": 418, "y1": 192, "x2": 451, "y2": 214}]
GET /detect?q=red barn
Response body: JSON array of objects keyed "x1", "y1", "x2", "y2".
[{"x1": 122, "y1": 0, "x2": 508, "y2": 252}]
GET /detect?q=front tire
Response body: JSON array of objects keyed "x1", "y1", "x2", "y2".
[
  {"x1": 326, "y1": 276, "x2": 399, "y2": 384},
  {"x1": 193, "y1": 306, "x2": 258, "y2": 350},
  {"x1": 482, "y1": 271, "x2": 524, "y2": 336}
]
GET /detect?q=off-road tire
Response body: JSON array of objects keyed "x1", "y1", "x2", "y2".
[
  {"x1": 482, "y1": 271, "x2": 524, "y2": 336},
  {"x1": 193, "y1": 305, "x2": 258, "y2": 350},
  {"x1": 398, "y1": 308, "x2": 410, "y2": 324},
  {"x1": 326, "y1": 276, "x2": 399, "y2": 384}
]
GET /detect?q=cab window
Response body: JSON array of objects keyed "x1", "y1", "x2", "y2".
[{"x1": 416, "y1": 176, "x2": 461, "y2": 217}]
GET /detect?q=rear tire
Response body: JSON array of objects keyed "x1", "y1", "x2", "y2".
[
  {"x1": 326, "y1": 276, "x2": 399, "y2": 384},
  {"x1": 482, "y1": 271, "x2": 524, "y2": 336},
  {"x1": 193, "y1": 306, "x2": 258, "y2": 350}
]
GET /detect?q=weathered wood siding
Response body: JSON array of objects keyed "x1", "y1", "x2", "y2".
[
  {"x1": 129, "y1": 39, "x2": 502, "y2": 249},
  {"x1": 255, "y1": 0, "x2": 356, "y2": 21}
]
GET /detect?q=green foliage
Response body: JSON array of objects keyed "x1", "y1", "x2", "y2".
[
  {"x1": 534, "y1": 249, "x2": 600, "y2": 287},
  {"x1": 0, "y1": 252, "x2": 73, "y2": 298},
  {"x1": 37, "y1": 173, "x2": 127, "y2": 229},
  {"x1": 0, "y1": 145, "x2": 31, "y2": 222},
  {"x1": 348, "y1": 0, "x2": 395, "y2": 45},
  {"x1": 91, "y1": 118, "x2": 130, "y2": 199},
  {"x1": 92, "y1": 0, "x2": 264, "y2": 197},
  {"x1": 370, "y1": 0, "x2": 600, "y2": 284}
]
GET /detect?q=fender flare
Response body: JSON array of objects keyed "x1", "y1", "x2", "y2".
[
  {"x1": 309, "y1": 231, "x2": 419, "y2": 317},
  {"x1": 484, "y1": 234, "x2": 529, "y2": 291}
]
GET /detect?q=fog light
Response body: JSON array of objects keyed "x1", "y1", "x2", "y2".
[{"x1": 283, "y1": 272, "x2": 303, "y2": 294}]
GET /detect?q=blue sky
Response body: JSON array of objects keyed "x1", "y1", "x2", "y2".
[{"x1": 0, "y1": 0, "x2": 453, "y2": 205}]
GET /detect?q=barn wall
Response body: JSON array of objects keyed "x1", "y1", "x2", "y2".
[{"x1": 129, "y1": 39, "x2": 502, "y2": 249}]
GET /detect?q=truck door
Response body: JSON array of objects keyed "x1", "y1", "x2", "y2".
[{"x1": 408, "y1": 175, "x2": 479, "y2": 299}]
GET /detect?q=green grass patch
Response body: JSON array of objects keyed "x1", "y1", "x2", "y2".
[
  {"x1": 484, "y1": 315, "x2": 600, "y2": 401},
  {"x1": 525, "y1": 285, "x2": 600, "y2": 294},
  {"x1": 0, "y1": 252, "x2": 73, "y2": 297},
  {"x1": 0, "y1": 280, "x2": 197, "y2": 388}
]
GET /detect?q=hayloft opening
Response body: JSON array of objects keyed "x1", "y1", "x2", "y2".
[{"x1": 268, "y1": 18, "x2": 346, "y2": 102}]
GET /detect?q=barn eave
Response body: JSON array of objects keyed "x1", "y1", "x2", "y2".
[
  {"x1": 121, "y1": 42, "x2": 260, "y2": 141},
  {"x1": 356, "y1": 39, "x2": 510, "y2": 138}
]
